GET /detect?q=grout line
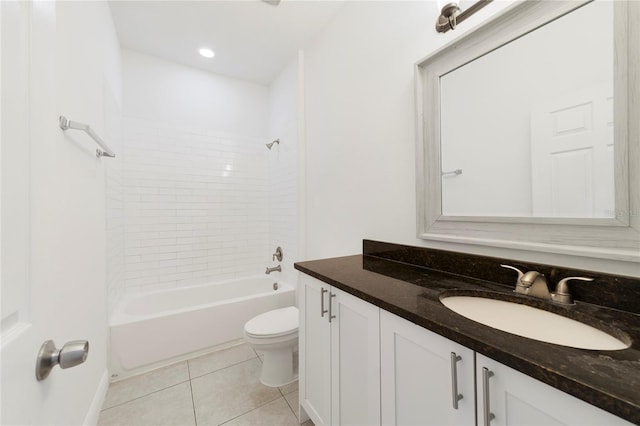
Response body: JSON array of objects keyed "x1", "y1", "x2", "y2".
[
  {"x1": 253, "y1": 347, "x2": 265, "y2": 364},
  {"x1": 218, "y1": 394, "x2": 284, "y2": 425},
  {"x1": 283, "y1": 392, "x2": 298, "y2": 420},
  {"x1": 188, "y1": 356, "x2": 260, "y2": 381},
  {"x1": 187, "y1": 362, "x2": 198, "y2": 426},
  {"x1": 100, "y1": 379, "x2": 191, "y2": 412}
]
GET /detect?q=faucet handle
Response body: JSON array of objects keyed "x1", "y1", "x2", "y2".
[
  {"x1": 500, "y1": 265, "x2": 532, "y2": 294},
  {"x1": 272, "y1": 246, "x2": 283, "y2": 262},
  {"x1": 557, "y1": 276, "x2": 594, "y2": 286},
  {"x1": 500, "y1": 264, "x2": 524, "y2": 280},
  {"x1": 501, "y1": 265, "x2": 529, "y2": 294},
  {"x1": 552, "y1": 276, "x2": 594, "y2": 305}
]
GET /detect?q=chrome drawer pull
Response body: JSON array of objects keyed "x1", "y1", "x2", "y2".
[
  {"x1": 450, "y1": 352, "x2": 463, "y2": 409},
  {"x1": 482, "y1": 367, "x2": 496, "y2": 425},
  {"x1": 320, "y1": 287, "x2": 328, "y2": 317},
  {"x1": 328, "y1": 292, "x2": 336, "y2": 323}
]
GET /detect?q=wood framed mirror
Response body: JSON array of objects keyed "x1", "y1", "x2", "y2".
[{"x1": 416, "y1": 0, "x2": 639, "y2": 262}]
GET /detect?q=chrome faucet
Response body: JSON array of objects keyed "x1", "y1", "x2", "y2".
[
  {"x1": 500, "y1": 264, "x2": 593, "y2": 305},
  {"x1": 518, "y1": 270, "x2": 551, "y2": 299},
  {"x1": 265, "y1": 265, "x2": 281, "y2": 274}
]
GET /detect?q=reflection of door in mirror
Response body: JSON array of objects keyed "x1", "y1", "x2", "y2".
[
  {"x1": 530, "y1": 85, "x2": 614, "y2": 218},
  {"x1": 440, "y1": 0, "x2": 613, "y2": 218}
]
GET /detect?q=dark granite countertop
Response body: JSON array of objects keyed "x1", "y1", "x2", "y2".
[{"x1": 294, "y1": 252, "x2": 640, "y2": 424}]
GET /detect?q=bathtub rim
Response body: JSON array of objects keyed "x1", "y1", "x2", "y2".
[{"x1": 110, "y1": 276, "x2": 294, "y2": 327}]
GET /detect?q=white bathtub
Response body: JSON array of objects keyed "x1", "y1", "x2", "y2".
[{"x1": 109, "y1": 276, "x2": 295, "y2": 378}]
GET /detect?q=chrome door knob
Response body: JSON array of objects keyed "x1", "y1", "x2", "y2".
[{"x1": 36, "y1": 339, "x2": 89, "y2": 381}]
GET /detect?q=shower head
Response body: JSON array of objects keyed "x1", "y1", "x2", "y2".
[{"x1": 266, "y1": 139, "x2": 280, "y2": 150}]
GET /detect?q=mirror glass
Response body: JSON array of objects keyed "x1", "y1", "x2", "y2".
[{"x1": 440, "y1": 1, "x2": 613, "y2": 218}]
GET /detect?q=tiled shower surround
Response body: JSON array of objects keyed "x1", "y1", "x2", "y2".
[{"x1": 117, "y1": 117, "x2": 271, "y2": 293}]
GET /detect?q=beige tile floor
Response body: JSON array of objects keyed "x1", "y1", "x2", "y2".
[{"x1": 98, "y1": 343, "x2": 313, "y2": 426}]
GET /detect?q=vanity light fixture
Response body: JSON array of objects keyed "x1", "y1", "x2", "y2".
[
  {"x1": 436, "y1": 0, "x2": 493, "y2": 33},
  {"x1": 199, "y1": 48, "x2": 215, "y2": 58}
]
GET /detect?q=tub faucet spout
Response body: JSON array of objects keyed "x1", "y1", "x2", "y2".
[{"x1": 265, "y1": 265, "x2": 281, "y2": 274}]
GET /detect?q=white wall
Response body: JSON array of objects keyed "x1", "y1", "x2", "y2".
[
  {"x1": 302, "y1": 1, "x2": 638, "y2": 277},
  {"x1": 117, "y1": 51, "x2": 272, "y2": 293},
  {"x1": 122, "y1": 49, "x2": 268, "y2": 138},
  {"x1": 105, "y1": 75, "x2": 125, "y2": 316},
  {"x1": 268, "y1": 54, "x2": 301, "y2": 286},
  {"x1": 1, "y1": 1, "x2": 121, "y2": 424}
]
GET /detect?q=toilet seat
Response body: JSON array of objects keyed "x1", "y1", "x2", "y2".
[{"x1": 244, "y1": 306, "x2": 298, "y2": 338}]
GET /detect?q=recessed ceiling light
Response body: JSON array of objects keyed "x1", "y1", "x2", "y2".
[{"x1": 199, "y1": 48, "x2": 215, "y2": 58}]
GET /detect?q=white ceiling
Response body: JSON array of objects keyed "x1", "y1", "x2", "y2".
[{"x1": 108, "y1": 0, "x2": 346, "y2": 85}]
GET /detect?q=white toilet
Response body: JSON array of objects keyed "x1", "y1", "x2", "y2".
[{"x1": 243, "y1": 306, "x2": 299, "y2": 387}]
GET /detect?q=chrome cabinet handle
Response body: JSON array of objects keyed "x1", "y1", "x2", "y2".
[
  {"x1": 328, "y1": 292, "x2": 336, "y2": 323},
  {"x1": 450, "y1": 352, "x2": 463, "y2": 409},
  {"x1": 320, "y1": 287, "x2": 328, "y2": 317},
  {"x1": 482, "y1": 367, "x2": 496, "y2": 425}
]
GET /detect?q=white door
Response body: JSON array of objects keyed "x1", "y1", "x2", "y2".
[
  {"x1": 530, "y1": 85, "x2": 614, "y2": 217},
  {"x1": 330, "y1": 287, "x2": 380, "y2": 426},
  {"x1": 1, "y1": 2, "x2": 109, "y2": 424},
  {"x1": 380, "y1": 311, "x2": 475, "y2": 426},
  {"x1": 476, "y1": 354, "x2": 632, "y2": 426},
  {"x1": 299, "y1": 275, "x2": 332, "y2": 426}
]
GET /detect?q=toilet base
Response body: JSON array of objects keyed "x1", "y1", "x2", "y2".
[{"x1": 259, "y1": 347, "x2": 298, "y2": 387}]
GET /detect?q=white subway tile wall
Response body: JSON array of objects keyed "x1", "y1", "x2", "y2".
[
  {"x1": 106, "y1": 152, "x2": 125, "y2": 312},
  {"x1": 120, "y1": 117, "x2": 270, "y2": 292}
]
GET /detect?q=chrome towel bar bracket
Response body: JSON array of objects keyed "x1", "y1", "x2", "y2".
[
  {"x1": 442, "y1": 169, "x2": 463, "y2": 177},
  {"x1": 59, "y1": 115, "x2": 116, "y2": 158}
]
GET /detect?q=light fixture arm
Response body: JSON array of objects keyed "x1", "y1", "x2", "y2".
[{"x1": 436, "y1": 0, "x2": 493, "y2": 33}]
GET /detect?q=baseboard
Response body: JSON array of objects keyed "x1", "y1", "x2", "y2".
[{"x1": 83, "y1": 369, "x2": 109, "y2": 426}]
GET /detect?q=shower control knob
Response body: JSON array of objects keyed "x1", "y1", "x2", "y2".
[
  {"x1": 36, "y1": 339, "x2": 89, "y2": 381},
  {"x1": 272, "y1": 247, "x2": 283, "y2": 262}
]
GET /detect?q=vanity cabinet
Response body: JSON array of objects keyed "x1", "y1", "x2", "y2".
[
  {"x1": 380, "y1": 310, "x2": 475, "y2": 425},
  {"x1": 476, "y1": 354, "x2": 632, "y2": 426},
  {"x1": 299, "y1": 273, "x2": 632, "y2": 426},
  {"x1": 299, "y1": 274, "x2": 380, "y2": 426},
  {"x1": 380, "y1": 312, "x2": 632, "y2": 426}
]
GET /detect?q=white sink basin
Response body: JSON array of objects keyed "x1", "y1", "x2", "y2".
[{"x1": 440, "y1": 295, "x2": 630, "y2": 351}]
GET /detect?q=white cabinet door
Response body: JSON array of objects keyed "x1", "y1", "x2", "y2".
[
  {"x1": 476, "y1": 353, "x2": 632, "y2": 426},
  {"x1": 299, "y1": 274, "x2": 381, "y2": 426},
  {"x1": 380, "y1": 311, "x2": 475, "y2": 426},
  {"x1": 300, "y1": 275, "x2": 332, "y2": 426},
  {"x1": 331, "y1": 287, "x2": 380, "y2": 426}
]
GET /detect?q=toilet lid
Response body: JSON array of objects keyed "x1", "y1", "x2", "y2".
[{"x1": 245, "y1": 306, "x2": 298, "y2": 337}]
